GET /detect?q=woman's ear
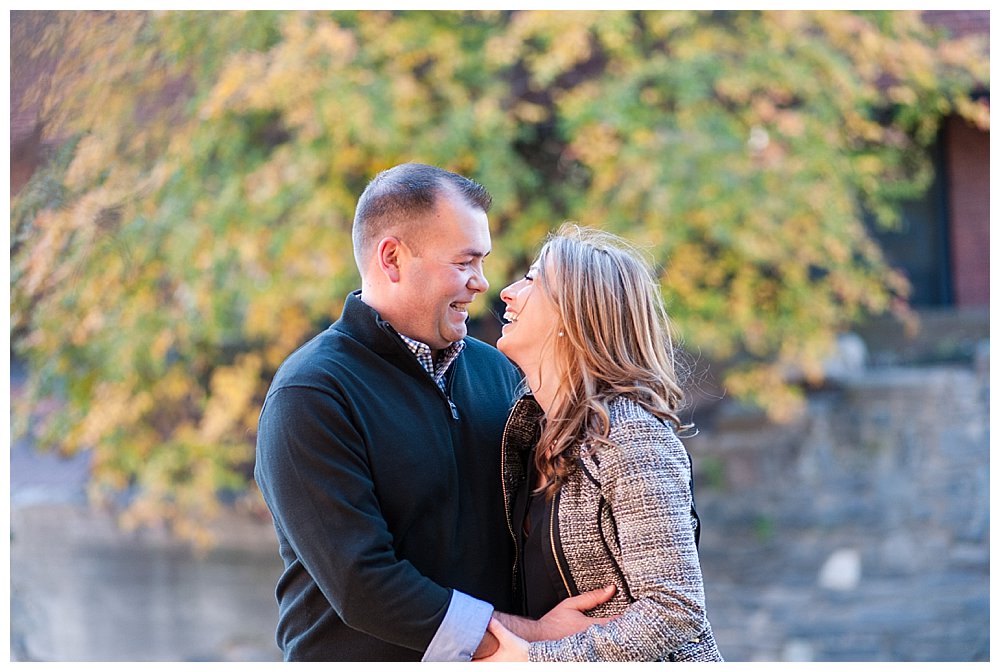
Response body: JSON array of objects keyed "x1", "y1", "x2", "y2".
[{"x1": 375, "y1": 236, "x2": 403, "y2": 283}]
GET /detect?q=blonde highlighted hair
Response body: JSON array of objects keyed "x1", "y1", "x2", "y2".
[{"x1": 533, "y1": 224, "x2": 691, "y2": 497}]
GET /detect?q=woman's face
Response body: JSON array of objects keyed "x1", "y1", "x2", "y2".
[{"x1": 496, "y1": 258, "x2": 562, "y2": 371}]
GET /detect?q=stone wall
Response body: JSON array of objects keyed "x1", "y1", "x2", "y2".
[
  {"x1": 690, "y1": 360, "x2": 989, "y2": 661},
  {"x1": 10, "y1": 505, "x2": 283, "y2": 662}
]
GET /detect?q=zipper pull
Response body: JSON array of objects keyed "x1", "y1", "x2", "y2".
[{"x1": 448, "y1": 398, "x2": 459, "y2": 420}]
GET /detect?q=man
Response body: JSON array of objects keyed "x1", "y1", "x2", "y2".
[{"x1": 255, "y1": 163, "x2": 609, "y2": 661}]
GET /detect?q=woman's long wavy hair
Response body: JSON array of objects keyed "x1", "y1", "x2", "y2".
[{"x1": 532, "y1": 224, "x2": 691, "y2": 498}]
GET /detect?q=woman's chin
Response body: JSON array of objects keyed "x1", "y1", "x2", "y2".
[{"x1": 496, "y1": 334, "x2": 515, "y2": 360}]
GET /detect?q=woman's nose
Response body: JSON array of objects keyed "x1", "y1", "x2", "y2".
[{"x1": 499, "y1": 282, "x2": 517, "y2": 303}]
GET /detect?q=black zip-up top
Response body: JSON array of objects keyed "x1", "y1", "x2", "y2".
[{"x1": 255, "y1": 291, "x2": 522, "y2": 661}]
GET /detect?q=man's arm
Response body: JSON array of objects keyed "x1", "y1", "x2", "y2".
[{"x1": 256, "y1": 385, "x2": 461, "y2": 655}]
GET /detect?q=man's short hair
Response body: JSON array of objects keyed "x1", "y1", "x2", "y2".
[{"x1": 352, "y1": 163, "x2": 493, "y2": 271}]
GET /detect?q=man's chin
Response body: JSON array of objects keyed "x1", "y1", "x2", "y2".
[{"x1": 442, "y1": 325, "x2": 468, "y2": 346}]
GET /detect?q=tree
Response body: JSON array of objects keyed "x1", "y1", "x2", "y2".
[{"x1": 10, "y1": 10, "x2": 989, "y2": 543}]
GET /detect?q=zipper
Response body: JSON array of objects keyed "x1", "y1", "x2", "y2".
[
  {"x1": 442, "y1": 358, "x2": 460, "y2": 421},
  {"x1": 499, "y1": 403, "x2": 519, "y2": 543},
  {"x1": 382, "y1": 322, "x2": 460, "y2": 421},
  {"x1": 548, "y1": 490, "x2": 573, "y2": 597}
]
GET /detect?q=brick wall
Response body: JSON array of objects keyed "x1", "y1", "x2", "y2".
[
  {"x1": 10, "y1": 11, "x2": 56, "y2": 195},
  {"x1": 920, "y1": 10, "x2": 989, "y2": 308},
  {"x1": 921, "y1": 10, "x2": 990, "y2": 38},
  {"x1": 944, "y1": 116, "x2": 990, "y2": 307}
]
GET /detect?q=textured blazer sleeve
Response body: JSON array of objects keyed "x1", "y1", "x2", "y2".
[
  {"x1": 255, "y1": 384, "x2": 452, "y2": 653},
  {"x1": 529, "y1": 414, "x2": 708, "y2": 661}
]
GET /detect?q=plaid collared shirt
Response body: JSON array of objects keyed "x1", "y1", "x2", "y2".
[{"x1": 397, "y1": 334, "x2": 466, "y2": 394}]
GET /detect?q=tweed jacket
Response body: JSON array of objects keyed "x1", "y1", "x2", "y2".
[{"x1": 501, "y1": 395, "x2": 723, "y2": 662}]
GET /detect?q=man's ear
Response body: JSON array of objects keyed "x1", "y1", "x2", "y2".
[{"x1": 376, "y1": 236, "x2": 403, "y2": 283}]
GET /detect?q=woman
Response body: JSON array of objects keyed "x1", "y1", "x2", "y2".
[{"x1": 485, "y1": 224, "x2": 722, "y2": 662}]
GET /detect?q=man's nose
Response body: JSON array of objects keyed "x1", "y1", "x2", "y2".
[{"x1": 469, "y1": 266, "x2": 489, "y2": 293}]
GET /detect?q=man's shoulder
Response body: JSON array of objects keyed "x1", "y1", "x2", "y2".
[
  {"x1": 462, "y1": 336, "x2": 518, "y2": 373},
  {"x1": 269, "y1": 326, "x2": 358, "y2": 388},
  {"x1": 461, "y1": 334, "x2": 501, "y2": 357}
]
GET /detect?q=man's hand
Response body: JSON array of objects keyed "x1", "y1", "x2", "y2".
[
  {"x1": 491, "y1": 585, "x2": 617, "y2": 642},
  {"x1": 475, "y1": 618, "x2": 530, "y2": 662},
  {"x1": 471, "y1": 630, "x2": 499, "y2": 660}
]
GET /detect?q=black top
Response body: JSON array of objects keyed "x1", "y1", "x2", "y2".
[
  {"x1": 513, "y1": 451, "x2": 564, "y2": 619},
  {"x1": 254, "y1": 291, "x2": 522, "y2": 661},
  {"x1": 522, "y1": 491, "x2": 563, "y2": 619}
]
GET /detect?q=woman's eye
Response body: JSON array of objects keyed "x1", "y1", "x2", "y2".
[{"x1": 523, "y1": 273, "x2": 534, "y2": 282}]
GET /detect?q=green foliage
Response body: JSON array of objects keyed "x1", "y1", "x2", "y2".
[{"x1": 10, "y1": 10, "x2": 989, "y2": 542}]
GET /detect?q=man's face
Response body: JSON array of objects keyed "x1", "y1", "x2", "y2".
[{"x1": 394, "y1": 194, "x2": 491, "y2": 351}]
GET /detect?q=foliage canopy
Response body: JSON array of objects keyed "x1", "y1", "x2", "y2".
[{"x1": 11, "y1": 10, "x2": 989, "y2": 542}]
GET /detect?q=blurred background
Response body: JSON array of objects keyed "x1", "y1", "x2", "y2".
[{"x1": 9, "y1": 9, "x2": 989, "y2": 662}]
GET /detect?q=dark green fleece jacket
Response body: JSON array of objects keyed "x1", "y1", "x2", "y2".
[{"x1": 255, "y1": 291, "x2": 521, "y2": 661}]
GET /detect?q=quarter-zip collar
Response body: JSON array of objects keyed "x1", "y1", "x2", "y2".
[
  {"x1": 334, "y1": 290, "x2": 465, "y2": 418},
  {"x1": 397, "y1": 332, "x2": 466, "y2": 393},
  {"x1": 334, "y1": 290, "x2": 455, "y2": 367}
]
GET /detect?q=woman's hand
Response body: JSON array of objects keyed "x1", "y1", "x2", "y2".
[
  {"x1": 535, "y1": 585, "x2": 615, "y2": 639},
  {"x1": 475, "y1": 617, "x2": 530, "y2": 662}
]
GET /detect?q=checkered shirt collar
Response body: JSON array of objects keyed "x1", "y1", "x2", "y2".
[{"x1": 397, "y1": 334, "x2": 466, "y2": 392}]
